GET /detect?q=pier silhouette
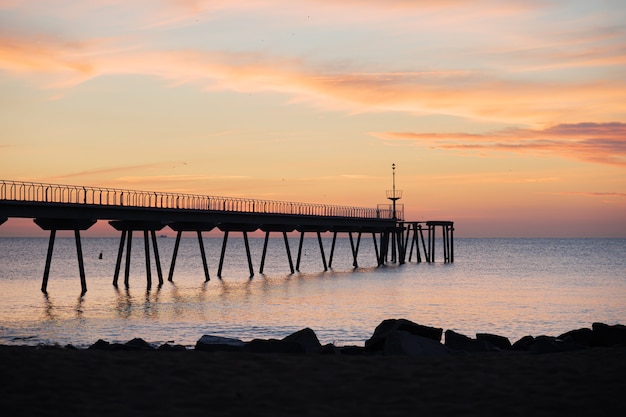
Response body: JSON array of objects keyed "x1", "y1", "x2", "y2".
[{"x1": 0, "y1": 179, "x2": 453, "y2": 293}]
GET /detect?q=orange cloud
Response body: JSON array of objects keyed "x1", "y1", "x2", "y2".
[
  {"x1": 372, "y1": 122, "x2": 626, "y2": 166},
  {"x1": 1, "y1": 27, "x2": 623, "y2": 124},
  {"x1": 1, "y1": 0, "x2": 624, "y2": 124}
]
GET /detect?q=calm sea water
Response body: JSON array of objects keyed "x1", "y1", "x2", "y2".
[{"x1": 0, "y1": 237, "x2": 624, "y2": 348}]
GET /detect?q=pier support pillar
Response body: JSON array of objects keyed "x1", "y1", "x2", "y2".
[
  {"x1": 217, "y1": 223, "x2": 259, "y2": 279},
  {"x1": 406, "y1": 222, "x2": 425, "y2": 263},
  {"x1": 259, "y1": 225, "x2": 296, "y2": 274},
  {"x1": 34, "y1": 218, "x2": 96, "y2": 294},
  {"x1": 372, "y1": 232, "x2": 381, "y2": 266},
  {"x1": 348, "y1": 232, "x2": 362, "y2": 268},
  {"x1": 109, "y1": 221, "x2": 166, "y2": 289},
  {"x1": 295, "y1": 227, "x2": 329, "y2": 272},
  {"x1": 426, "y1": 221, "x2": 454, "y2": 263},
  {"x1": 167, "y1": 222, "x2": 216, "y2": 282}
]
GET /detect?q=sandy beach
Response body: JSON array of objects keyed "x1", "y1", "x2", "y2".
[{"x1": 1, "y1": 344, "x2": 624, "y2": 416}]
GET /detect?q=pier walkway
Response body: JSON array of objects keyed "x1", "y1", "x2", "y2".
[{"x1": 0, "y1": 180, "x2": 453, "y2": 293}]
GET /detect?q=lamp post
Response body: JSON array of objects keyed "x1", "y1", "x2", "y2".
[
  {"x1": 386, "y1": 163, "x2": 402, "y2": 220},
  {"x1": 385, "y1": 163, "x2": 403, "y2": 262}
]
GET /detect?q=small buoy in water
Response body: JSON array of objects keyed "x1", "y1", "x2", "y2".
[{"x1": 98, "y1": 252, "x2": 103, "y2": 260}]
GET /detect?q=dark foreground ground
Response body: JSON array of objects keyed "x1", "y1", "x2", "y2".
[{"x1": 1, "y1": 344, "x2": 624, "y2": 416}]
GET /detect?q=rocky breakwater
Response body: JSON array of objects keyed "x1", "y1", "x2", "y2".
[{"x1": 84, "y1": 320, "x2": 626, "y2": 356}]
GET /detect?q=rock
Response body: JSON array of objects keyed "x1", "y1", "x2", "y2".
[
  {"x1": 89, "y1": 339, "x2": 111, "y2": 350},
  {"x1": 158, "y1": 343, "x2": 187, "y2": 351},
  {"x1": 444, "y1": 330, "x2": 493, "y2": 352},
  {"x1": 125, "y1": 338, "x2": 155, "y2": 350},
  {"x1": 384, "y1": 331, "x2": 450, "y2": 357},
  {"x1": 195, "y1": 335, "x2": 245, "y2": 352},
  {"x1": 338, "y1": 345, "x2": 368, "y2": 356},
  {"x1": 476, "y1": 333, "x2": 512, "y2": 350},
  {"x1": 592, "y1": 323, "x2": 626, "y2": 347},
  {"x1": 530, "y1": 336, "x2": 563, "y2": 354},
  {"x1": 511, "y1": 335, "x2": 535, "y2": 351},
  {"x1": 365, "y1": 319, "x2": 443, "y2": 352},
  {"x1": 319, "y1": 343, "x2": 340, "y2": 355},
  {"x1": 87, "y1": 339, "x2": 129, "y2": 351},
  {"x1": 558, "y1": 328, "x2": 594, "y2": 346},
  {"x1": 242, "y1": 339, "x2": 304, "y2": 354},
  {"x1": 282, "y1": 328, "x2": 322, "y2": 353}
]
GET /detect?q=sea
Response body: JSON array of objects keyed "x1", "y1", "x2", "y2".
[{"x1": 1, "y1": 236, "x2": 624, "y2": 348}]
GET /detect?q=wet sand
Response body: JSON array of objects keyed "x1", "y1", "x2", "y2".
[{"x1": 1, "y1": 344, "x2": 624, "y2": 416}]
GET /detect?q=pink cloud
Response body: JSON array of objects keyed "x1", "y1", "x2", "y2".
[{"x1": 372, "y1": 122, "x2": 626, "y2": 166}]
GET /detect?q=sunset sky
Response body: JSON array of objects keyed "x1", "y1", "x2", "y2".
[{"x1": 1, "y1": 0, "x2": 625, "y2": 237}]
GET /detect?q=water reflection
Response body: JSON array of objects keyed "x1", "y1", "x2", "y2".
[
  {"x1": 42, "y1": 293, "x2": 58, "y2": 321},
  {"x1": 143, "y1": 288, "x2": 160, "y2": 318},
  {"x1": 113, "y1": 287, "x2": 162, "y2": 319},
  {"x1": 114, "y1": 287, "x2": 133, "y2": 319},
  {"x1": 75, "y1": 294, "x2": 84, "y2": 319}
]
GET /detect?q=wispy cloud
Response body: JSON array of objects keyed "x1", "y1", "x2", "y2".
[
  {"x1": 557, "y1": 191, "x2": 626, "y2": 198},
  {"x1": 50, "y1": 162, "x2": 176, "y2": 180},
  {"x1": 2, "y1": 34, "x2": 624, "y2": 124},
  {"x1": 1, "y1": 0, "x2": 624, "y2": 124},
  {"x1": 372, "y1": 122, "x2": 626, "y2": 167}
]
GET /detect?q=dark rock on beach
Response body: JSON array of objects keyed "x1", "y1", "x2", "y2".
[
  {"x1": 476, "y1": 333, "x2": 512, "y2": 350},
  {"x1": 88, "y1": 338, "x2": 156, "y2": 351},
  {"x1": 365, "y1": 318, "x2": 443, "y2": 352},
  {"x1": 243, "y1": 338, "x2": 304, "y2": 354},
  {"x1": 158, "y1": 343, "x2": 187, "y2": 351},
  {"x1": 282, "y1": 327, "x2": 322, "y2": 353},
  {"x1": 384, "y1": 330, "x2": 451, "y2": 357},
  {"x1": 558, "y1": 328, "x2": 594, "y2": 346},
  {"x1": 444, "y1": 330, "x2": 495, "y2": 353},
  {"x1": 511, "y1": 335, "x2": 535, "y2": 351},
  {"x1": 125, "y1": 338, "x2": 155, "y2": 350},
  {"x1": 592, "y1": 322, "x2": 626, "y2": 347},
  {"x1": 195, "y1": 335, "x2": 245, "y2": 352}
]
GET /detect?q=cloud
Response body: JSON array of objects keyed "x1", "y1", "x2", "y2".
[
  {"x1": 50, "y1": 162, "x2": 174, "y2": 180},
  {"x1": 1, "y1": 1, "x2": 624, "y2": 123},
  {"x1": 372, "y1": 122, "x2": 626, "y2": 166},
  {"x1": 1, "y1": 27, "x2": 624, "y2": 124},
  {"x1": 558, "y1": 191, "x2": 626, "y2": 198}
]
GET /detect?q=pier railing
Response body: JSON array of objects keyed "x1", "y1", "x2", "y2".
[{"x1": 0, "y1": 180, "x2": 398, "y2": 220}]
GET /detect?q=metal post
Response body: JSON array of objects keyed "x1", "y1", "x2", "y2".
[
  {"x1": 217, "y1": 231, "x2": 229, "y2": 278},
  {"x1": 328, "y1": 232, "x2": 337, "y2": 268},
  {"x1": 372, "y1": 233, "x2": 380, "y2": 266},
  {"x1": 150, "y1": 230, "x2": 163, "y2": 286},
  {"x1": 283, "y1": 231, "x2": 294, "y2": 274},
  {"x1": 420, "y1": 225, "x2": 429, "y2": 263},
  {"x1": 113, "y1": 230, "x2": 126, "y2": 286},
  {"x1": 408, "y1": 224, "x2": 416, "y2": 262},
  {"x1": 296, "y1": 231, "x2": 305, "y2": 271},
  {"x1": 243, "y1": 231, "x2": 254, "y2": 278},
  {"x1": 450, "y1": 224, "x2": 454, "y2": 263},
  {"x1": 124, "y1": 230, "x2": 132, "y2": 288},
  {"x1": 430, "y1": 225, "x2": 436, "y2": 263},
  {"x1": 316, "y1": 231, "x2": 327, "y2": 271},
  {"x1": 259, "y1": 231, "x2": 270, "y2": 274},
  {"x1": 143, "y1": 230, "x2": 152, "y2": 290},
  {"x1": 75, "y1": 230, "x2": 87, "y2": 294},
  {"x1": 168, "y1": 230, "x2": 182, "y2": 282},
  {"x1": 197, "y1": 231, "x2": 210, "y2": 281},
  {"x1": 348, "y1": 232, "x2": 356, "y2": 267},
  {"x1": 41, "y1": 229, "x2": 56, "y2": 293}
]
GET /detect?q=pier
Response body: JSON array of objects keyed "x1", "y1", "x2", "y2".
[{"x1": 0, "y1": 179, "x2": 454, "y2": 293}]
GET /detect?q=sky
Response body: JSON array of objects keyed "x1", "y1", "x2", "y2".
[{"x1": 1, "y1": 0, "x2": 625, "y2": 237}]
